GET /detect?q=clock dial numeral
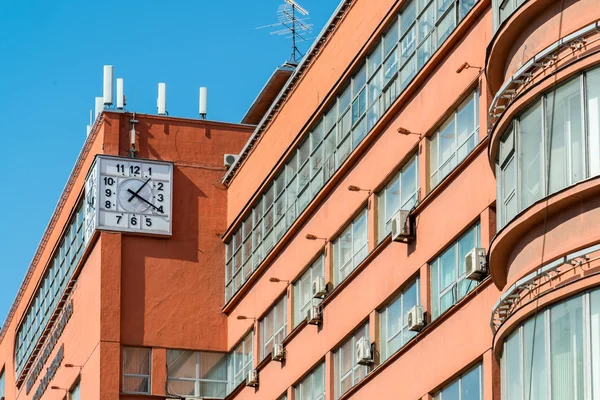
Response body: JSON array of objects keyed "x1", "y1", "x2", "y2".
[
  {"x1": 157, "y1": 194, "x2": 164, "y2": 202},
  {"x1": 104, "y1": 177, "x2": 115, "y2": 186},
  {"x1": 156, "y1": 182, "x2": 164, "y2": 191},
  {"x1": 116, "y1": 215, "x2": 122, "y2": 224},
  {"x1": 145, "y1": 218, "x2": 152, "y2": 227},
  {"x1": 116, "y1": 164, "x2": 125, "y2": 174},
  {"x1": 130, "y1": 165, "x2": 141, "y2": 176}
]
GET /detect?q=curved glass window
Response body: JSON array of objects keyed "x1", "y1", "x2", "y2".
[
  {"x1": 496, "y1": 66, "x2": 600, "y2": 228},
  {"x1": 501, "y1": 288, "x2": 600, "y2": 399}
]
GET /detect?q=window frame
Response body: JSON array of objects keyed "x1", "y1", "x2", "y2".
[
  {"x1": 430, "y1": 223, "x2": 481, "y2": 319},
  {"x1": 260, "y1": 296, "x2": 288, "y2": 360},
  {"x1": 166, "y1": 349, "x2": 228, "y2": 399},
  {"x1": 379, "y1": 278, "x2": 420, "y2": 361},
  {"x1": 429, "y1": 90, "x2": 479, "y2": 190},
  {"x1": 334, "y1": 323, "x2": 371, "y2": 399},
  {"x1": 294, "y1": 362, "x2": 326, "y2": 400},
  {"x1": 293, "y1": 255, "x2": 325, "y2": 327},
  {"x1": 434, "y1": 363, "x2": 483, "y2": 400},
  {"x1": 122, "y1": 346, "x2": 152, "y2": 395},
  {"x1": 333, "y1": 209, "x2": 369, "y2": 285}
]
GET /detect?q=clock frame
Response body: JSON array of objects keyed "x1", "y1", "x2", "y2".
[{"x1": 85, "y1": 155, "x2": 173, "y2": 236}]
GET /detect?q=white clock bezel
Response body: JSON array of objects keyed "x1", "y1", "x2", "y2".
[{"x1": 89, "y1": 155, "x2": 174, "y2": 236}]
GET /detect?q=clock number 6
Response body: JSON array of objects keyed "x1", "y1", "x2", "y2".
[{"x1": 131, "y1": 216, "x2": 138, "y2": 226}]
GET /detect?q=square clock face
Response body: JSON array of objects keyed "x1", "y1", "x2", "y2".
[{"x1": 85, "y1": 155, "x2": 173, "y2": 236}]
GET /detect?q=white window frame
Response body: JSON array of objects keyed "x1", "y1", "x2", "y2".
[
  {"x1": 430, "y1": 223, "x2": 480, "y2": 319},
  {"x1": 333, "y1": 209, "x2": 369, "y2": 285},
  {"x1": 230, "y1": 331, "x2": 254, "y2": 389},
  {"x1": 430, "y1": 91, "x2": 479, "y2": 189},
  {"x1": 167, "y1": 350, "x2": 228, "y2": 399},
  {"x1": 260, "y1": 296, "x2": 287, "y2": 360},
  {"x1": 294, "y1": 362, "x2": 325, "y2": 400},
  {"x1": 377, "y1": 154, "x2": 419, "y2": 241},
  {"x1": 380, "y1": 278, "x2": 420, "y2": 360},
  {"x1": 122, "y1": 346, "x2": 152, "y2": 394},
  {"x1": 434, "y1": 363, "x2": 483, "y2": 400},
  {"x1": 293, "y1": 255, "x2": 325, "y2": 327},
  {"x1": 334, "y1": 324, "x2": 370, "y2": 399}
]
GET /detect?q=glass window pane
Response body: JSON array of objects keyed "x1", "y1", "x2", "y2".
[
  {"x1": 437, "y1": 5, "x2": 456, "y2": 45},
  {"x1": 505, "y1": 331, "x2": 521, "y2": 400},
  {"x1": 368, "y1": 41, "x2": 383, "y2": 76},
  {"x1": 523, "y1": 314, "x2": 547, "y2": 400},
  {"x1": 440, "y1": 245, "x2": 456, "y2": 291},
  {"x1": 587, "y1": 68, "x2": 600, "y2": 176},
  {"x1": 401, "y1": 2, "x2": 416, "y2": 36},
  {"x1": 519, "y1": 102, "x2": 544, "y2": 209},
  {"x1": 384, "y1": 19, "x2": 399, "y2": 55},
  {"x1": 550, "y1": 297, "x2": 584, "y2": 399},
  {"x1": 401, "y1": 157, "x2": 417, "y2": 209},
  {"x1": 547, "y1": 77, "x2": 583, "y2": 193},
  {"x1": 591, "y1": 290, "x2": 600, "y2": 399},
  {"x1": 442, "y1": 380, "x2": 460, "y2": 400},
  {"x1": 461, "y1": 366, "x2": 481, "y2": 400}
]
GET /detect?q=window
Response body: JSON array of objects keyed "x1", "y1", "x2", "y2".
[
  {"x1": 380, "y1": 278, "x2": 419, "y2": 360},
  {"x1": 0, "y1": 369, "x2": 4, "y2": 399},
  {"x1": 295, "y1": 362, "x2": 325, "y2": 400},
  {"x1": 333, "y1": 209, "x2": 368, "y2": 285},
  {"x1": 167, "y1": 350, "x2": 228, "y2": 399},
  {"x1": 377, "y1": 154, "x2": 419, "y2": 241},
  {"x1": 294, "y1": 255, "x2": 325, "y2": 327},
  {"x1": 496, "y1": 67, "x2": 600, "y2": 229},
  {"x1": 501, "y1": 288, "x2": 600, "y2": 399},
  {"x1": 495, "y1": 0, "x2": 526, "y2": 29},
  {"x1": 229, "y1": 332, "x2": 253, "y2": 390},
  {"x1": 430, "y1": 223, "x2": 480, "y2": 319},
  {"x1": 70, "y1": 381, "x2": 81, "y2": 400},
  {"x1": 334, "y1": 324, "x2": 370, "y2": 399},
  {"x1": 260, "y1": 296, "x2": 287, "y2": 360},
  {"x1": 224, "y1": 0, "x2": 479, "y2": 303},
  {"x1": 430, "y1": 91, "x2": 479, "y2": 189},
  {"x1": 434, "y1": 364, "x2": 483, "y2": 400},
  {"x1": 122, "y1": 347, "x2": 151, "y2": 394},
  {"x1": 16, "y1": 202, "x2": 87, "y2": 375}
]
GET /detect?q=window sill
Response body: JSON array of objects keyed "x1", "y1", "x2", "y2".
[
  {"x1": 337, "y1": 276, "x2": 492, "y2": 400},
  {"x1": 283, "y1": 319, "x2": 308, "y2": 346}
]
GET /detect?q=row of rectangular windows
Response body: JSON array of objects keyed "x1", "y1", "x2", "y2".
[
  {"x1": 224, "y1": 0, "x2": 480, "y2": 303},
  {"x1": 15, "y1": 201, "x2": 86, "y2": 375},
  {"x1": 253, "y1": 220, "x2": 480, "y2": 398},
  {"x1": 123, "y1": 341, "x2": 482, "y2": 399}
]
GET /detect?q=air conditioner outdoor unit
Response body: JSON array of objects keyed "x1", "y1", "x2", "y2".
[
  {"x1": 407, "y1": 305, "x2": 425, "y2": 332},
  {"x1": 356, "y1": 336, "x2": 373, "y2": 366},
  {"x1": 272, "y1": 343, "x2": 285, "y2": 362},
  {"x1": 246, "y1": 369, "x2": 258, "y2": 387},
  {"x1": 465, "y1": 247, "x2": 487, "y2": 281},
  {"x1": 224, "y1": 154, "x2": 239, "y2": 168},
  {"x1": 312, "y1": 276, "x2": 327, "y2": 299},
  {"x1": 306, "y1": 305, "x2": 322, "y2": 325},
  {"x1": 391, "y1": 210, "x2": 414, "y2": 242}
]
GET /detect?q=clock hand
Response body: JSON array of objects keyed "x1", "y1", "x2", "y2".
[
  {"x1": 127, "y1": 188, "x2": 159, "y2": 211},
  {"x1": 128, "y1": 178, "x2": 151, "y2": 202}
]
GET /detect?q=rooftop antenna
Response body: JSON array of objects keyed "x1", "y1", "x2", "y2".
[
  {"x1": 157, "y1": 83, "x2": 167, "y2": 115},
  {"x1": 116, "y1": 78, "x2": 125, "y2": 109},
  {"x1": 86, "y1": 110, "x2": 92, "y2": 136},
  {"x1": 103, "y1": 65, "x2": 113, "y2": 106},
  {"x1": 257, "y1": 0, "x2": 313, "y2": 63},
  {"x1": 94, "y1": 97, "x2": 103, "y2": 120},
  {"x1": 199, "y1": 87, "x2": 207, "y2": 119}
]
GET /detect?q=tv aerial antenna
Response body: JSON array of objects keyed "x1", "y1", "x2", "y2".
[{"x1": 257, "y1": 0, "x2": 313, "y2": 63}]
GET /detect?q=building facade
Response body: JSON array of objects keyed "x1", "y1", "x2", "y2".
[{"x1": 2, "y1": 0, "x2": 600, "y2": 399}]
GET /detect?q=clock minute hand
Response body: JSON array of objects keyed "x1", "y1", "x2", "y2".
[
  {"x1": 127, "y1": 188, "x2": 159, "y2": 211},
  {"x1": 128, "y1": 178, "x2": 151, "y2": 202}
]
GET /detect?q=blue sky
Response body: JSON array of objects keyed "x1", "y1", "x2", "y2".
[{"x1": 0, "y1": 0, "x2": 338, "y2": 324}]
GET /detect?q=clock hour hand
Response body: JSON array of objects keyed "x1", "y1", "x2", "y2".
[
  {"x1": 128, "y1": 178, "x2": 151, "y2": 202},
  {"x1": 127, "y1": 188, "x2": 159, "y2": 211}
]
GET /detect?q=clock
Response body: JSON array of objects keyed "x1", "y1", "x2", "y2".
[{"x1": 84, "y1": 155, "x2": 173, "y2": 236}]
